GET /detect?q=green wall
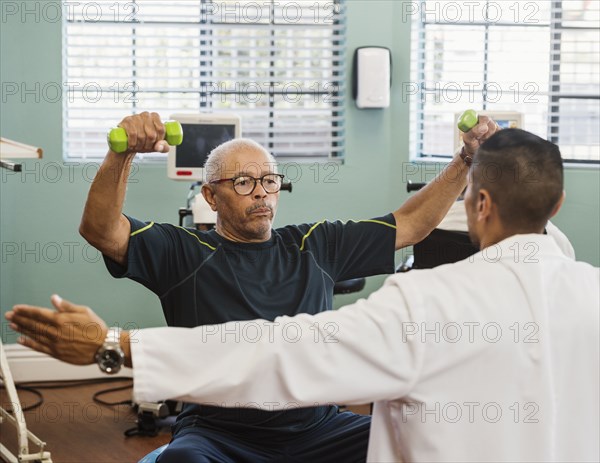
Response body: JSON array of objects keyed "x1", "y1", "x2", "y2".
[{"x1": 1, "y1": 1, "x2": 598, "y2": 342}]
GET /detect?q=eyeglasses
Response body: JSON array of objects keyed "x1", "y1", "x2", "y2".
[{"x1": 210, "y1": 173, "x2": 285, "y2": 196}]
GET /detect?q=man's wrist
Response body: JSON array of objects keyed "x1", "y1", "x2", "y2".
[
  {"x1": 120, "y1": 330, "x2": 132, "y2": 368},
  {"x1": 459, "y1": 146, "x2": 473, "y2": 167},
  {"x1": 105, "y1": 149, "x2": 137, "y2": 167}
]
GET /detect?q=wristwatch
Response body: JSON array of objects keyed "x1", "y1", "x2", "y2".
[{"x1": 95, "y1": 327, "x2": 125, "y2": 374}]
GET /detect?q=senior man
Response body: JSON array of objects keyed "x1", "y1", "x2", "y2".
[
  {"x1": 73, "y1": 111, "x2": 494, "y2": 462},
  {"x1": 8, "y1": 129, "x2": 599, "y2": 462}
]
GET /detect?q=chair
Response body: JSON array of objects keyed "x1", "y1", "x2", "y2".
[
  {"x1": 411, "y1": 228, "x2": 479, "y2": 269},
  {"x1": 333, "y1": 277, "x2": 366, "y2": 294},
  {"x1": 397, "y1": 228, "x2": 479, "y2": 273},
  {"x1": 138, "y1": 444, "x2": 168, "y2": 463}
]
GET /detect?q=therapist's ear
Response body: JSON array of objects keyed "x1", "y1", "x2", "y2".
[
  {"x1": 476, "y1": 189, "x2": 493, "y2": 222},
  {"x1": 201, "y1": 184, "x2": 218, "y2": 212},
  {"x1": 549, "y1": 191, "x2": 566, "y2": 219}
]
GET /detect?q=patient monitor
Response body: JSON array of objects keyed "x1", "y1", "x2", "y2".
[
  {"x1": 167, "y1": 113, "x2": 241, "y2": 181},
  {"x1": 454, "y1": 111, "x2": 523, "y2": 152},
  {"x1": 168, "y1": 113, "x2": 241, "y2": 229}
]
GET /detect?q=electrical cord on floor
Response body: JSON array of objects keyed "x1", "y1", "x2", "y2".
[
  {"x1": 2, "y1": 378, "x2": 174, "y2": 438},
  {"x1": 10, "y1": 385, "x2": 44, "y2": 412},
  {"x1": 0, "y1": 377, "x2": 133, "y2": 413},
  {"x1": 93, "y1": 382, "x2": 133, "y2": 407}
]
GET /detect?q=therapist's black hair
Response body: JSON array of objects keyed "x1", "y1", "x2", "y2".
[{"x1": 471, "y1": 128, "x2": 564, "y2": 231}]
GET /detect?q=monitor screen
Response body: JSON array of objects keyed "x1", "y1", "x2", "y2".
[
  {"x1": 176, "y1": 124, "x2": 237, "y2": 168},
  {"x1": 168, "y1": 113, "x2": 242, "y2": 181}
]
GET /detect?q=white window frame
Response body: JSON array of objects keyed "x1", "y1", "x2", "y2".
[
  {"x1": 62, "y1": 0, "x2": 347, "y2": 163},
  {"x1": 409, "y1": 0, "x2": 600, "y2": 166}
]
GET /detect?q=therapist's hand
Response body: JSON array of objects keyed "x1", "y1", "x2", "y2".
[
  {"x1": 462, "y1": 115, "x2": 499, "y2": 157},
  {"x1": 5, "y1": 295, "x2": 107, "y2": 365}
]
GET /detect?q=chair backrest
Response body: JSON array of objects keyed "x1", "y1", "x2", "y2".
[{"x1": 334, "y1": 278, "x2": 366, "y2": 295}]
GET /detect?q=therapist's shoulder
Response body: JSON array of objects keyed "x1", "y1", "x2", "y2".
[
  {"x1": 545, "y1": 220, "x2": 576, "y2": 259},
  {"x1": 567, "y1": 259, "x2": 600, "y2": 284}
]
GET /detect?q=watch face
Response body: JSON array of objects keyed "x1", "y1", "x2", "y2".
[{"x1": 98, "y1": 346, "x2": 124, "y2": 374}]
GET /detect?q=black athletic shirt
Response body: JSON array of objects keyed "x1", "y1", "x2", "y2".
[{"x1": 104, "y1": 214, "x2": 397, "y2": 437}]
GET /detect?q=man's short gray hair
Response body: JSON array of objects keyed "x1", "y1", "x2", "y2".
[{"x1": 203, "y1": 138, "x2": 276, "y2": 182}]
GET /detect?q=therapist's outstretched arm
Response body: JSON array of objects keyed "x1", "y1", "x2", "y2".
[
  {"x1": 131, "y1": 278, "x2": 423, "y2": 408},
  {"x1": 392, "y1": 117, "x2": 499, "y2": 249},
  {"x1": 6, "y1": 285, "x2": 422, "y2": 408}
]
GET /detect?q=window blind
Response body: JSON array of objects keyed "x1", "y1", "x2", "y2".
[
  {"x1": 63, "y1": 0, "x2": 346, "y2": 162},
  {"x1": 409, "y1": 0, "x2": 599, "y2": 163}
]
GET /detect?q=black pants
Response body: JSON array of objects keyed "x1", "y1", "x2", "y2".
[{"x1": 157, "y1": 410, "x2": 371, "y2": 463}]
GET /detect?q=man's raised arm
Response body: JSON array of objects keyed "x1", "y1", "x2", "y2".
[
  {"x1": 392, "y1": 116, "x2": 498, "y2": 249},
  {"x1": 79, "y1": 112, "x2": 168, "y2": 265}
]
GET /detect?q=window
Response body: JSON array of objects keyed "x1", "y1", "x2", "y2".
[
  {"x1": 409, "y1": 0, "x2": 600, "y2": 164},
  {"x1": 63, "y1": 0, "x2": 346, "y2": 162}
]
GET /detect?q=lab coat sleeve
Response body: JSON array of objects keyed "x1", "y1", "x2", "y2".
[{"x1": 131, "y1": 277, "x2": 426, "y2": 408}]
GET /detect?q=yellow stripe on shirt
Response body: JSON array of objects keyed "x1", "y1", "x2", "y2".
[
  {"x1": 356, "y1": 219, "x2": 397, "y2": 229},
  {"x1": 299, "y1": 220, "x2": 326, "y2": 251},
  {"x1": 299, "y1": 218, "x2": 396, "y2": 251},
  {"x1": 175, "y1": 226, "x2": 217, "y2": 251},
  {"x1": 130, "y1": 221, "x2": 155, "y2": 237},
  {"x1": 130, "y1": 221, "x2": 217, "y2": 251}
]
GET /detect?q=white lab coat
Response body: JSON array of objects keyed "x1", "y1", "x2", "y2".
[
  {"x1": 438, "y1": 200, "x2": 576, "y2": 259},
  {"x1": 132, "y1": 234, "x2": 599, "y2": 462}
]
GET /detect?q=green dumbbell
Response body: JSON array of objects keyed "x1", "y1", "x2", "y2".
[
  {"x1": 107, "y1": 120, "x2": 183, "y2": 153},
  {"x1": 457, "y1": 109, "x2": 479, "y2": 133}
]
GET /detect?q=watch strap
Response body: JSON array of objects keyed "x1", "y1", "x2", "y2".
[{"x1": 105, "y1": 327, "x2": 121, "y2": 345}]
